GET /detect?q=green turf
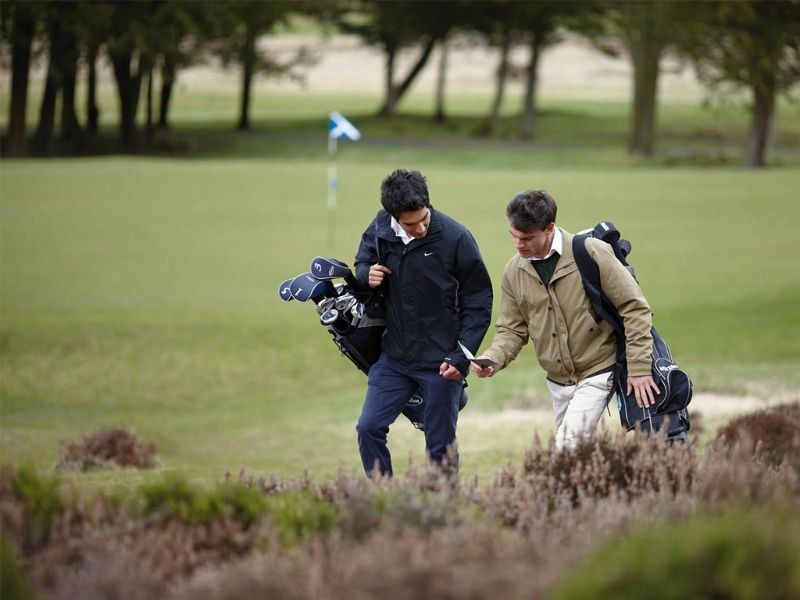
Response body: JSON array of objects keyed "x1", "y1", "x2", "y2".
[{"x1": 2, "y1": 148, "x2": 799, "y2": 488}]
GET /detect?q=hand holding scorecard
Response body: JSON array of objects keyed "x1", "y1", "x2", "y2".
[{"x1": 458, "y1": 341, "x2": 495, "y2": 368}]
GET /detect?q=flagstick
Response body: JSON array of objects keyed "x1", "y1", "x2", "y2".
[{"x1": 327, "y1": 135, "x2": 338, "y2": 251}]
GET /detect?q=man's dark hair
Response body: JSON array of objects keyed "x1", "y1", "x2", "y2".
[
  {"x1": 380, "y1": 169, "x2": 430, "y2": 218},
  {"x1": 506, "y1": 190, "x2": 558, "y2": 232}
]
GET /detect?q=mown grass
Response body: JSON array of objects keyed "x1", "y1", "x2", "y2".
[{"x1": 2, "y1": 138, "x2": 799, "y2": 489}]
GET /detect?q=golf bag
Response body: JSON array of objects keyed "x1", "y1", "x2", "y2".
[
  {"x1": 572, "y1": 222, "x2": 692, "y2": 439},
  {"x1": 279, "y1": 257, "x2": 467, "y2": 430}
]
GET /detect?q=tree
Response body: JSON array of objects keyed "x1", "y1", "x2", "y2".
[
  {"x1": 31, "y1": 2, "x2": 86, "y2": 153},
  {"x1": 76, "y1": 0, "x2": 114, "y2": 136},
  {"x1": 516, "y1": 2, "x2": 581, "y2": 140},
  {"x1": 153, "y1": 1, "x2": 228, "y2": 131},
  {"x1": 575, "y1": 0, "x2": 686, "y2": 157},
  {"x1": 680, "y1": 0, "x2": 800, "y2": 168},
  {"x1": 465, "y1": 0, "x2": 520, "y2": 136},
  {"x1": 213, "y1": 0, "x2": 307, "y2": 131},
  {"x1": 336, "y1": 0, "x2": 454, "y2": 117},
  {"x1": 2, "y1": 1, "x2": 38, "y2": 156},
  {"x1": 105, "y1": 1, "x2": 156, "y2": 150}
]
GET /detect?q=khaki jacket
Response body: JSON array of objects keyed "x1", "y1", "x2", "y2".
[{"x1": 483, "y1": 229, "x2": 653, "y2": 384}]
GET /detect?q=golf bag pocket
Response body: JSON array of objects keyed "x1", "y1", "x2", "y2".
[
  {"x1": 362, "y1": 290, "x2": 387, "y2": 320},
  {"x1": 614, "y1": 375, "x2": 691, "y2": 438},
  {"x1": 653, "y1": 359, "x2": 693, "y2": 414},
  {"x1": 650, "y1": 327, "x2": 693, "y2": 415},
  {"x1": 328, "y1": 321, "x2": 384, "y2": 375}
]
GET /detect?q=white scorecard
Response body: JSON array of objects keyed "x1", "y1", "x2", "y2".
[{"x1": 458, "y1": 341, "x2": 495, "y2": 368}]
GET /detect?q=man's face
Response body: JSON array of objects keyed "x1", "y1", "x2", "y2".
[
  {"x1": 509, "y1": 223, "x2": 555, "y2": 259},
  {"x1": 397, "y1": 207, "x2": 431, "y2": 239}
]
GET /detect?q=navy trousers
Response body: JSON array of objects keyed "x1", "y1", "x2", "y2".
[{"x1": 356, "y1": 353, "x2": 462, "y2": 477}]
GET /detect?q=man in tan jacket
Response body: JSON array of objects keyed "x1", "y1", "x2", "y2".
[{"x1": 472, "y1": 190, "x2": 659, "y2": 448}]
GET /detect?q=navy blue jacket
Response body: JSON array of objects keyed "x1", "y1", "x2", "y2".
[{"x1": 354, "y1": 207, "x2": 493, "y2": 376}]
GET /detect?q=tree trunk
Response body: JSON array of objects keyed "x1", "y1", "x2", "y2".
[
  {"x1": 484, "y1": 29, "x2": 511, "y2": 136},
  {"x1": 158, "y1": 57, "x2": 175, "y2": 130},
  {"x1": 111, "y1": 49, "x2": 140, "y2": 150},
  {"x1": 378, "y1": 36, "x2": 437, "y2": 117},
  {"x1": 628, "y1": 38, "x2": 661, "y2": 157},
  {"x1": 520, "y1": 32, "x2": 543, "y2": 141},
  {"x1": 379, "y1": 41, "x2": 398, "y2": 117},
  {"x1": 7, "y1": 5, "x2": 35, "y2": 156},
  {"x1": 145, "y1": 66, "x2": 154, "y2": 142},
  {"x1": 237, "y1": 25, "x2": 257, "y2": 131},
  {"x1": 434, "y1": 38, "x2": 448, "y2": 122},
  {"x1": 86, "y1": 43, "x2": 100, "y2": 134},
  {"x1": 33, "y1": 60, "x2": 59, "y2": 154},
  {"x1": 59, "y1": 35, "x2": 81, "y2": 143},
  {"x1": 624, "y1": 0, "x2": 666, "y2": 158},
  {"x1": 745, "y1": 84, "x2": 775, "y2": 168}
]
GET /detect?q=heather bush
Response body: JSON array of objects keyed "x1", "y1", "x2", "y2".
[
  {"x1": 1, "y1": 536, "x2": 35, "y2": 600},
  {"x1": 1, "y1": 464, "x2": 64, "y2": 553},
  {"x1": 713, "y1": 403, "x2": 800, "y2": 470},
  {"x1": 262, "y1": 492, "x2": 339, "y2": 547},
  {"x1": 551, "y1": 506, "x2": 800, "y2": 600},
  {"x1": 477, "y1": 433, "x2": 698, "y2": 530},
  {"x1": 171, "y1": 523, "x2": 541, "y2": 600},
  {"x1": 55, "y1": 427, "x2": 158, "y2": 472},
  {"x1": 141, "y1": 474, "x2": 228, "y2": 524},
  {"x1": 3, "y1": 406, "x2": 800, "y2": 599}
]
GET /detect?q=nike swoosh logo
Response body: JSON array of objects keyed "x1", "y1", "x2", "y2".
[{"x1": 424, "y1": 252, "x2": 434, "y2": 257}]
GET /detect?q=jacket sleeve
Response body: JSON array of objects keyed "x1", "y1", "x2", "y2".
[
  {"x1": 589, "y1": 241, "x2": 653, "y2": 376},
  {"x1": 482, "y1": 263, "x2": 529, "y2": 371},
  {"x1": 353, "y1": 217, "x2": 379, "y2": 288},
  {"x1": 444, "y1": 231, "x2": 494, "y2": 376}
]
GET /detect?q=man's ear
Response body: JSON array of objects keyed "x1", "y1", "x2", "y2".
[{"x1": 545, "y1": 223, "x2": 556, "y2": 234}]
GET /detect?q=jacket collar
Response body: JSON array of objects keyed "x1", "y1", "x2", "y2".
[
  {"x1": 517, "y1": 228, "x2": 576, "y2": 283},
  {"x1": 375, "y1": 207, "x2": 443, "y2": 244}
]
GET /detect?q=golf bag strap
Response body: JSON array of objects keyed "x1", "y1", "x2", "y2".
[
  {"x1": 374, "y1": 221, "x2": 382, "y2": 265},
  {"x1": 572, "y1": 233, "x2": 626, "y2": 365}
]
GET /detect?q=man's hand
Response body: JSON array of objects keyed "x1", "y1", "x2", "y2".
[
  {"x1": 368, "y1": 264, "x2": 392, "y2": 288},
  {"x1": 439, "y1": 361, "x2": 462, "y2": 381},
  {"x1": 470, "y1": 356, "x2": 495, "y2": 378},
  {"x1": 627, "y1": 374, "x2": 660, "y2": 408}
]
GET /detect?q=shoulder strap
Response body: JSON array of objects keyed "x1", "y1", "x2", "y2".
[
  {"x1": 374, "y1": 221, "x2": 382, "y2": 265},
  {"x1": 572, "y1": 233, "x2": 626, "y2": 365}
]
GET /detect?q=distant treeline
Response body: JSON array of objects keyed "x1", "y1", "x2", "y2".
[{"x1": 2, "y1": 0, "x2": 798, "y2": 166}]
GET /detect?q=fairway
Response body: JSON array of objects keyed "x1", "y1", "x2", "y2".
[{"x1": 2, "y1": 151, "x2": 799, "y2": 488}]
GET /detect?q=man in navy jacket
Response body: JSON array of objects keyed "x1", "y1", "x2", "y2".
[{"x1": 354, "y1": 169, "x2": 493, "y2": 476}]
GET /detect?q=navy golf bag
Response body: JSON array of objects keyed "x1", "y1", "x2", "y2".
[
  {"x1": 573, "y1": 223, "x2": 692, "y2": 440},
  {"x1": 280, "y1": 257, "x2": 467, "y2": 429}
]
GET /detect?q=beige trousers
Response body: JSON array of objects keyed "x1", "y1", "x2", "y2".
[{"x1": 547, "y1": 371, "x2": 613, "y2": 450}]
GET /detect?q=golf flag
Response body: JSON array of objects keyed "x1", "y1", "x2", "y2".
[{"x1": 328, "y1": 111, "x2": 361, "y2": 141}]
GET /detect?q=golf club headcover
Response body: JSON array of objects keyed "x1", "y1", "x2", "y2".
[
  {"x1": 290, "y1": 273, "x2": 335, "y2": 302},
  {"x1": 310, "y1": 257, "x2": 353, "y2": 281},
  {"x1": 278, "y1": 278, "x2": 295, "y2": 302}
]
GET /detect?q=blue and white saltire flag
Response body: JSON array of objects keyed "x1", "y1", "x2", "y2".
[{"x1": 328, "y1": 111, "x2": 361, "y2": 141}]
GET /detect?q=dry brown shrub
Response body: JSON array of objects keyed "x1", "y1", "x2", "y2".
[
  {"x1": 713, "y1": 403, "x2": 800, "y2": 470},
  {"x1": 4, "y1": 406, "x2": 800, "y2": 600},
  {"x1": 55, "y1": 427, "x2": 159, "y2": 472},
  {"x1": 476, "y1": 432, "x2": 698, "y2": 530},
  {"x1": 171, "y1": 524, "x2": 542, "y2": 600}
]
